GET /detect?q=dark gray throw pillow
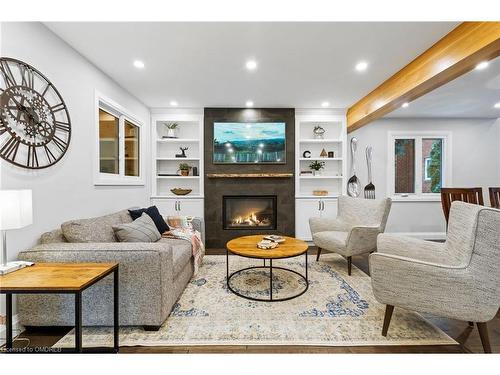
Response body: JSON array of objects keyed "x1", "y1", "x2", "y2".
[
  {"x1": 128, "y1": 206, "x2": 169, "y2": 234},
  {"x1": 112, "y1": 213, "x2": 161, "y2": 243}
]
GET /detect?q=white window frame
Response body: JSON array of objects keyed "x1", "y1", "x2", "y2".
[
  {"x1": 94, "y1": 92, "x2": 145, "y2": 186},
  {"x1": 424, "y1": 157, "x2": 432, "y2": 181},
  {"x1": 387, "y1": 131, "x2": 452, "y2": 202}
]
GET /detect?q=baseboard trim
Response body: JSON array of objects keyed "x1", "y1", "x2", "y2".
[{"x1": 386, "y1": 232, "x2": 446, "y2": 240}]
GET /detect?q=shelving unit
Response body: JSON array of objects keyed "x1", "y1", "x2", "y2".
[
  {"x1": 150, "y1": 113, "x2": 205, "y2": 218},
  {"x1": 294, "y1": 113, "x2": 347, "y2": 241}
]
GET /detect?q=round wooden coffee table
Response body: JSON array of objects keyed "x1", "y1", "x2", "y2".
[{"x1": 226, "y1": 235, "x2": 309, "y2": 302}]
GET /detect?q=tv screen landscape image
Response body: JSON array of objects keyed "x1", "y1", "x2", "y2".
[{"x1": 213, "y1": 122, "x2": 286, "y2": 164}]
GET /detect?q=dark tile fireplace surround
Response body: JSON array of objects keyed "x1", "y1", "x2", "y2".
[{"x1": 204, "y1": 108, "x2": 295, "y2": 248}]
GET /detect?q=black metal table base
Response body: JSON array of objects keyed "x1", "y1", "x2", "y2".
[
  {"x1": 226, "y1": 250, "x2": 308, "y2": 302},
  {"x1": 1, "y1": 267, "x2": 119, "y2": 354}
]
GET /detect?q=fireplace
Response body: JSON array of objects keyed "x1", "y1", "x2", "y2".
[{"x1": 223, "y1": 196, "x2": 277, "y2": 230}]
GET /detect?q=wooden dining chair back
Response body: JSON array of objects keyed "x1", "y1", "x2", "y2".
[
  {"x1": 441, "y1": 187, "x2": 484, "y2": 224},
  {"x1": 489, "y1": 187, "x2": 500, "y2": 209}
]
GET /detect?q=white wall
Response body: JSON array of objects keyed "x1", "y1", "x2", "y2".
[
  {"x1": 349, "y1": 117, "x2": 500, "y2": 237},
  {"x1": 0, "y1": 23, "x2": 151, "y2": 270}
]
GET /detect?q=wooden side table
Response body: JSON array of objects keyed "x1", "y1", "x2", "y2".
[{"x1": 0, "y1": 263, "x2": 119, "y2": 353}]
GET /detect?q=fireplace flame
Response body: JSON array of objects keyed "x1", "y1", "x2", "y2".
[{"x1": 231, "y1": 212, "x2": 269, "y2": 227}]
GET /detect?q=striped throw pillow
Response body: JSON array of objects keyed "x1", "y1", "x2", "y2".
[{"x1": 112, "y1": 213, "x2": 161, "y2": 243}]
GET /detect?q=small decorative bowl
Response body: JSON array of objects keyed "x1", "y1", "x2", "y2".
[
  {"x1": 313, "y1": 190, "x2": 329, "y2": 196},
  {"x1": 171, "y1": 188, "x2": 192, "y2": 196}
]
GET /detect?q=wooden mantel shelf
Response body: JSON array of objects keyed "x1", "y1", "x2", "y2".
[{"x1": 206, "y1": 173, "x2": 294, "y2": 178}]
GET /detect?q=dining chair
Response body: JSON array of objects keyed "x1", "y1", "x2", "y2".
[
  {"x1": 441, "y1": 187, "x2": 484, "y2": 224},
  {"x1": 489, "y1": 187, "x2": 500, "y2": 209}
]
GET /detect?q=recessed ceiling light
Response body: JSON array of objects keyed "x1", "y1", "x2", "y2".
[
  {"x1": 133, "y1": 60, "x2": 145, "y2": 69},
  {"x1": 246, "y1": 100, "x2": 254, "y2": 107},
  {"x1": 169, "y1": 101, "x2": 178, "y2": 107},
  {"x1": 401, "y1": 102, "x2": 409, "y2": 108},
  {"x1": 245, "y1": 60, "x2": 257, "y2": 71},
  {"x1": 494, "y1": 102, "x2": 500, "y2": 109},
  {"x1": 475, "y1": 61, "x2": 489, "y2": 70},
  {"x1": 321, "y1": 101, "x2": 330, "y2": 107},
  {"x1": 355, "y1": 61, "x2": 368, "y2": 72}
]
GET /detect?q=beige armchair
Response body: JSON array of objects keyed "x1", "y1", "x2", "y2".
[
  {"x1": 309, "y1": 196, "x2": 392, "y2": 275},
  {"x1": 370, "y1": 201, "x2": 500, "y2": 353}
]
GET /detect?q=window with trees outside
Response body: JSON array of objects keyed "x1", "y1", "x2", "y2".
[
  {"x1": 389, "y1": 132, "x2": 450, "y2": 200},
  {"x1": 95, "y1": 95, "x2": 143, "y2": 185}
]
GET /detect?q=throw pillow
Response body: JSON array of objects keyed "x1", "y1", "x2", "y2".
[
  {"x1": 128, "y1": 206, "x2": 169, "y2": 234},
  {"x1": 112, "y1": 213, "x2": 161, "y2": 243}
]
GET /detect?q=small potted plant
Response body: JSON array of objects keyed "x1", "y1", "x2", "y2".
[
  {"x1": 309, "y1": 160, "x2": 325, "y2": 176},
  {"x1": 178, "y1": 163, "x2": 192, "y2": 176},
  {"x1": 164, "y1": 122, "x2": 179, "y2": 138}
]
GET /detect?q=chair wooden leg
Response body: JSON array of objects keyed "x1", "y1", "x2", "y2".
[
  {"x1": 477, "y1": 322, "x2": 492, "y2": 353},
  {"x1": 316, "y1": 247, "x2": 322, "y2": 261},
  {"x1": 347, "y1": 256, "x2": 352, "y2": 276},
  {"x1": 382, "y1": 305, "x2": 394, "y2": 337}
]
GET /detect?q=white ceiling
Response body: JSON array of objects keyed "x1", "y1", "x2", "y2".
[
  {"x1": 388, "y1": 56, "x2": 500, "y2": 118},
  {"x1": 45, "y1": 22, "x2": 458, "y2": 109}
]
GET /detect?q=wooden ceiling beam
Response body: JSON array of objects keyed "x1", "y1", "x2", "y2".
[{"x1": 347, "y1": 22, "x2": 500, "y2": 132}]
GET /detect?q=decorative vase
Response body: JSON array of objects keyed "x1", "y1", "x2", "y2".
[
  {"x1": 166, "y1": 128, "x2": 177, "y2": 138},
  {"x1": 313, "y1": 170, "x2": 321, "y2": 176},
  {"x1": 181, "y1": 169, "x2": 189, "y2": 176}
]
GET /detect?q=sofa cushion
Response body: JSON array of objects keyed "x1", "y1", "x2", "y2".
[
  {"x1": 113, "y1": 213, "x2": 161, "y2": 243},
  {"x1": 61, "y1": 210, "x2": 131, "y2": 243},
  {"x1": 129, "y1": 206, "x2": 169, "y2": 234},
  {"x1": 160, "y1": 238, "x2": 192, "y2": 276}
]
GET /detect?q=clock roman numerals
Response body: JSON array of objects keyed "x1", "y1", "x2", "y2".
[
  {"x1": 27, "y1": 144, "x2": 39, "y2": 168},
  {"x1": 55, "y1": 121, "x2": 70, "y2": 133},
  {"x1": 50, "y1": 103, "x2": 66, "y2": 113},
  {"x1": 51, "y1": 134, "x2": 68, "y2": 152},
  {"x1": 19, "y1": 64, "x2": 35, "y2": 89},
  {"x1": 0, "y1": 60, "x2": 17, "y2": 88},
  {"x1": 0, "y1": 136, "x2": 21, "y2": 161},
  {"x1": 0, "y1": 58, "x2": 71, "y2": 169}
]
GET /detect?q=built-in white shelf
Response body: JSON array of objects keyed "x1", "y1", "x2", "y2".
[
  {"x1": 299, "y1": 175, "x2": 343, "y2": 179},
  {"x1": 296, "y1": 195, "x2": 340, "y2": 199},
  {"x1": 152, "y1": 113, "x2": 205, "y2": 201},
  {"x1": 157, "y1": 176, "x2": 200, "y2": 179},
  {"x1": 156, "y1": 157, "x2": 201, "y2": 161},
  {"x1": 157, "y1": 138, "x2": 199, "y2": 143},
  {"x1": 295, "y1": 113, "x2": 347, "y2": 241},
  {"x1": 299, "y1": 157, "x2": 343, "y2": 161},
  {"x1": 299, "y1": 138, "x2": 342, "y2": 143}
]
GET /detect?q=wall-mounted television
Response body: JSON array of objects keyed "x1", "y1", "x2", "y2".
[{"x1": 213, "y1": 122, "x2": 286, "y2": 164}]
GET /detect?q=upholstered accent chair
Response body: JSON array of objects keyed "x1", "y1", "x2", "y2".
[
  {"x1": 309, "y1": 196, "x2": 392, "y2": 275},
  {"x1": 370, "y1": 201, "x2": 500, "y2": 353}
]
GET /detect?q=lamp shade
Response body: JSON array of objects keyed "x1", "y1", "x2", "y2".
[{"x1": 0, "y1": 190, "x2": 33, "y2": 230}]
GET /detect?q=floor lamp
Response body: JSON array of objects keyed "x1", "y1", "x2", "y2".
[{"x1": 0, "y1": 190, "x2": 33, "y2": 275}]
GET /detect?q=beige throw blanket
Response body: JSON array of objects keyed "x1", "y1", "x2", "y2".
[{"x1": 162, "y1": 216, "x2": 205, "y2": 274}]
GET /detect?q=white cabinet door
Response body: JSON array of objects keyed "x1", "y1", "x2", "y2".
[
  {"x1": 177, "y1": 199, "x2": 204, "y2": 217},
  {"x1": 295, "y1": 198, "x2": 339, "y2": 241},
  {"x1": 151, "y1": 199, "x2": 178, "y2": 217},
  {"x1": 151, "y1": 198, "x2": 204, "y2": 218},
  {"x1": 321, "y1": 198, "x2": 338, "y2": 219},
  {"x1": 295, "y1": 199, "x2": 322, "y2": 241}
]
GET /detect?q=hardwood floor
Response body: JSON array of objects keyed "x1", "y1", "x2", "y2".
[{"x1": 5, "y1": 248, "x2": 499, "y2": 354}]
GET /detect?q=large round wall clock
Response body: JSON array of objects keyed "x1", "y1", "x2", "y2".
[{"x1": 0, "y1": 57, "x2": 71, "y2": 169}]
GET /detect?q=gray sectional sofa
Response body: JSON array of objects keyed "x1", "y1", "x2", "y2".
[{"x1": 17, "y1": 209, "x2": 204, "y2": 330}]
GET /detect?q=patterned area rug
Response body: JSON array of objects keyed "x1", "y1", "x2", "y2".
[{"x1": 54, "y1": 254, "x2": 456, "y2": 347}]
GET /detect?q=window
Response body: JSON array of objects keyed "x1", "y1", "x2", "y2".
[
  {"x1": 388, "y1": 132, "x2": 451, "y2": 200},
  {"x1": 95, "y1": 94, "x2": 144, "y2": 185}
]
